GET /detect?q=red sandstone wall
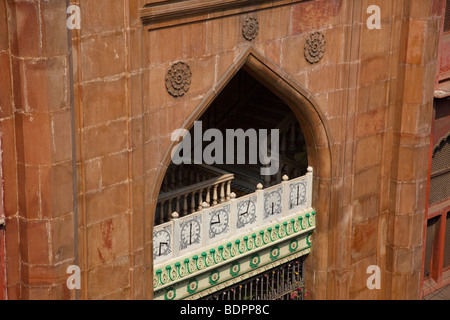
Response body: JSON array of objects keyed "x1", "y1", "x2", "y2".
[
  {"x1": 0, "y1": 135, "x2": 5, "y2": 300},
  {"x1": 70, "y1": 0, "x2": 145, "y2": 300},
  {"x1": 0, "y1": 228, "x2": 5, "y2": 300},
  {"x1": 0, "y1": 0, "x2": 445, "y2": 300},
  {"x1": 0, "y1": 0, "x2": 19, "y2": 299},
  {"x1": 137, "y1": 0, "x2": 442, "y2": 300},
  {"x1": 1, "y1": 0, "x2": 75, "y2": 299}
]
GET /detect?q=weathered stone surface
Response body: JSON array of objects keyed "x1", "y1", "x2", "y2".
[{"x1": 0, "y1": 0, "x2": 446, "y2": 300}]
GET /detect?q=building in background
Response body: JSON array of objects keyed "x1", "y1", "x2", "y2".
[
  {"x1": 0, "y1": 0, "x2": 449, "y2": 300},
  {"x1": 423, "y1": 0, "x2": 450, "y2": 297}
]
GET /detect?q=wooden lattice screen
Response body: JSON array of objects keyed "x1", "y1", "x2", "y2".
[
  {"x1": 429, "y1": 136, "x2": 450, "y2": 205},
  {"x1": 445, "y1": 0, "x2": 450, "y2": 32}
]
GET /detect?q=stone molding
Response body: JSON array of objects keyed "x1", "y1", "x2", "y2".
[{"x1": 141, "y1": 0, "x2": 305, "y2": 29}]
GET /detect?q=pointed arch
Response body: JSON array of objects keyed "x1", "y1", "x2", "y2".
[{"x1": 148, "y1": 47, "x2": 334, "y2": 299}]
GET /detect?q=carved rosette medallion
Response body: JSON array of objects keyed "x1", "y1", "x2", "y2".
[
  {"x1": 242, "y1": 17, "x2": 259, "y2": 41},
  {"x1": 165, "y1": 61, "x2": 192, "y2": 97},
  {"x1": 304, "y1": 32, "x2": 326, "y2": 64}
]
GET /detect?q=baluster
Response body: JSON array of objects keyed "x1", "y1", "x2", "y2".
[
  {"x1": 198, "y1": 189, "x2": 204, "y2": 211},
  {"x1": 175, "y1": 196, "x2": 180, "y2": 215},
  {"x1": 226, "y1": 181, "x2": 231, "y2": 201},
  {"x1": 190, "y1": 191, "x2": 196, "y2": 213},
  {"x1": 276, "y1": 161, "x2": 283, "y2": 184},
  {"x1": 182, "y1": 194, "x2": 188, "y2": 216},
  {"x1": 263, "y1": 165, "x2": 271, "y2": 188},
  {"x1": 212, "y1": 184, "x2": 218, "y2": 206},
  {"x1": 219, "y1": 182, "x2": 225, "y2": 203},
  {"x1": 205, "y1": 187, "x2": 211, "y2": 207}
]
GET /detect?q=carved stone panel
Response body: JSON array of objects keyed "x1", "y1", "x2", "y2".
[
  {"x1": 304, "y1": 32, "x2": 326, "y2": 64},
  {"x1": 242, "y1": 17, "x2": 259, "y2": 41},
  {"x1": 165, "y1": 61, "x2": 192, "y2": 97}
]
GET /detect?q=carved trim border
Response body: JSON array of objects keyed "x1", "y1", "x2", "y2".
[
  {"x1": 155, "y1": 233, "x2": 312, "y2": 300},
  {"x1": 141, "y1": 0, "x2": 305, "y2": 30},
  {"x1": 153, "y1": 210, "x2": 315, "y2": 292}
]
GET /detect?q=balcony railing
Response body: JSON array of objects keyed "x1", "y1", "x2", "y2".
[
  {"x1": 153, "y1": 166, "x2": 313, "y2": 266},
  {"x1": 157, "y1": 165, "x2": 234, "y2": 224}
]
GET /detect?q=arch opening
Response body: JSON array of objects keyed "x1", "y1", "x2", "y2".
[
  {"x1": 155, "y1": 67, "x2": 308, "y2": 225},
  {"x1": 149, "y1": 49, "x2": 333, "y2": 300}
]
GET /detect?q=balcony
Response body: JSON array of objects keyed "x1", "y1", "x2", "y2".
[{"x1": 153, "y1": 167, "x2": 315, "y2": 300}]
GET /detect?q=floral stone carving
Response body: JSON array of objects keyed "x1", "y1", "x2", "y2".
[
  {"x1": 242, "y1": 17, "x2": 259, "y2": 41},
  {"x1": 165, "y1": 61, "x2": 192, "y2": 97},
  {"x1": 304, "y1": 32, "x2": 326, "y2": 64}
]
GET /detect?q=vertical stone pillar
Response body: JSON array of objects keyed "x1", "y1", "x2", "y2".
[
  {"x1": 387, "y1": 0, "x2": 442, "y2": 299},
  {"x1": 126, "y1": 0, "x2": 146, "y2": 301},
  {"x1": 7, "y1": 0, "x2": 76, "y2": 299},
  {"x1": 71, "y1": 0, "x2": 139, "y2": 300},
  {"x1": 0, "y1": 137, "x2": 5, "y2": 300},
  {"x1": 0, "y1": 0, "x2": 19, "y2": 299}
]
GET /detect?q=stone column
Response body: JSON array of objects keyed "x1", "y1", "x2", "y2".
[
  {"x1": 386, "y1": 0, "x2": 442, "y2": 300},
  {"x1": 6, "y1": 0, "x2": 76, "y2": 299}
]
